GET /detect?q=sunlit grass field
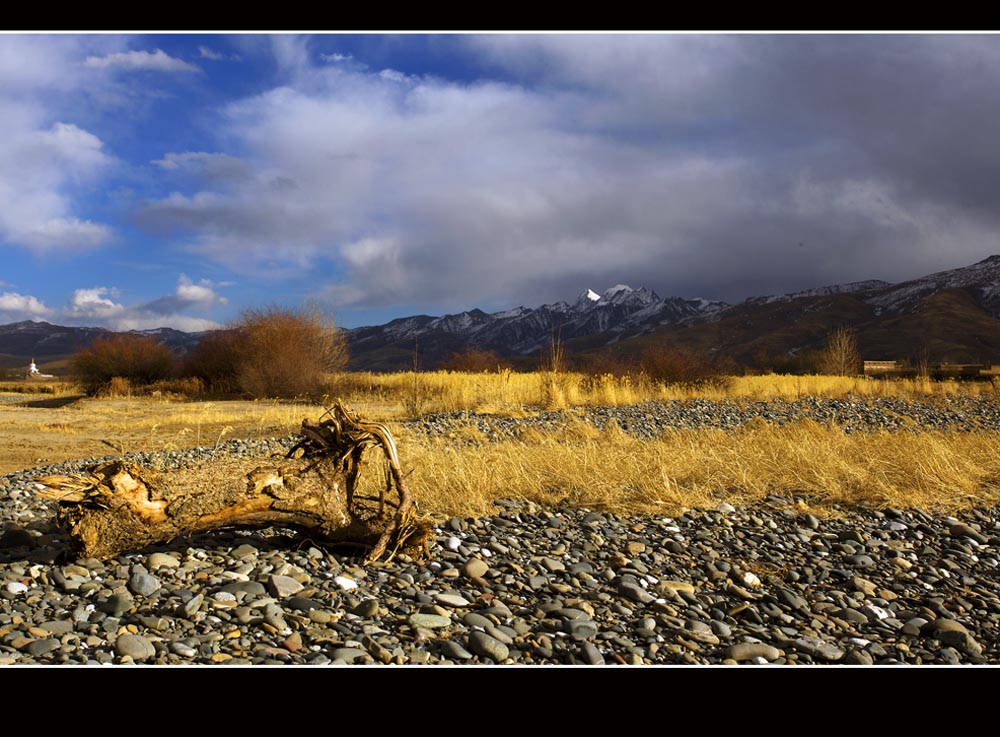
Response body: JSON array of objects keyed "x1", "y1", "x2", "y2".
[
  {"x1": 3, "y1": 371, "x2": 999, "y2": 518},
  {"x1": 331, "y1": 369, "x2": 1000, "y2": 415}
]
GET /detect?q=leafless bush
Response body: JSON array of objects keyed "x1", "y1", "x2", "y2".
[
  {"x1": 403, "y1": 339, "x2": 432, "y2": 417},
  {"x1": 442, "y1": 347, "x2": 511, "y2": 373},
  {"x1": 183, "y1": 305, "x2": 349, "y2": 399},
  {"x1": 539, "y1": 325, "x2": 566, "y2": 374},
  {"x1": 233, "y1": 305, "x2": 349, "y2": 400},
  {"x1": 72, "y1": 335, "x2": 178, "y2": 395},
  {"x1": 183, "y1": 329, "x2": 245, "y2": 394},
  {"x1": 639, "y1": 344, "x2": 732, "y2": 388},
  {"x1": 571, "y1": 352, "x2": 638, "y2": 378}
]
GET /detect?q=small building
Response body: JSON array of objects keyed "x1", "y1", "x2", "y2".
[{"x1": 863, "y1": 360, "x2": 899, "y2": 376}]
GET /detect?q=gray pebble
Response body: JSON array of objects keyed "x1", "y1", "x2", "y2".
[
  {"x1": 115, "y1": 634, "x2": 157, "y2": 662},
  {"x1": 468, "y1": 631, "x2": 509, "y2": 662}
]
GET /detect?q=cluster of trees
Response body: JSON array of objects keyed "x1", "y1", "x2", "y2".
[
  {"x1": 74, "y1": 307, "x2": 866, "y2": 399},
  {"x1": 437, "y1": 325, "x2": 863, "y2": 384},
  {"x1": 72, "y1": 305, "x2": 348, "y2": 399}
]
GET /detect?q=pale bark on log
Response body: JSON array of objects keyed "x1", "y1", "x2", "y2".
[{"x1": 33, "y1": 404, "x2": 432, "y2": 562}]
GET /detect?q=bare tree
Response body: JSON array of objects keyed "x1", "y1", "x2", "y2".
[
  {"x1": 915, "y1": 345, "x2": 931, "y2": 379},
  {"x1": 818, "y1": 326, "x2": 861, "y2": 376}
]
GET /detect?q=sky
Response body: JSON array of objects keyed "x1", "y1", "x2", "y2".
[{"x1": 2, "y1": 32, "x2": 1000, "y2": 332}]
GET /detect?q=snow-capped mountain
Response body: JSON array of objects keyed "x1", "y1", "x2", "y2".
[
  {"x1": 345, "y1": 255, "x2": 1000, "y2": 369},
  {"x1": 346, "y1": 283, "x2": 729, "y2": 367}
]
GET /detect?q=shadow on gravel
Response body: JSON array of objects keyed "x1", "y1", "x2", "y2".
[
  {"x1": 0, "y1": 518, "x2": 368, "y2": 566},
  {"x1": 18, "y1": 395, "x2": 85, "y2": 409}
]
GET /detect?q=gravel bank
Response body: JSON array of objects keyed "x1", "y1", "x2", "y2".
[
  {"x1": 405, "y1": 395, "x2": 1000, "y2": 439},
  {"x1": 1, "y1": 399, "x2": 998, "y2": 666}
]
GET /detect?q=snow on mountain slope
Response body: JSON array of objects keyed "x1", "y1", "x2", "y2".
[
  {"x1": 747, "y1": 279, "x2": 893, "y2": 305},
  {"x1": 345, "y1": 283, "x2": 727, "y2": 358},
  {"x1": 864, "y1": 255, "x2": 1000, "y2": 315}
]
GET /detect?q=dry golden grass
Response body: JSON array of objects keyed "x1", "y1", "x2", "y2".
[
  {"x1": 390, "y1": 419, "x2": 1000, "y2": 520},
  {"x1": 3, "y1": 369, "x2": 1000, "y2": 520},
  {"x1": 0, "y1": 379, "x2": 80, "y2": 396},
  {"x1": 0, "y1": 395, "x2": 329, "y2": 475},
  {"x1": 328, "y1": 370, "x2": 1000, "y2": 415}
]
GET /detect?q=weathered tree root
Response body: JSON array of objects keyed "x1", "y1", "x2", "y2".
[{"x1": 34, "y1": 402, "x2": 433, "y2": 563}]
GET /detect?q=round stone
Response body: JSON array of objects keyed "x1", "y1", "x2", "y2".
[
  {"x1": 468, "y1": 631, "x2": 509, "y2": 663},
  {"x1": 115, "y1": 634, "x2": 157, "y2": 662},
  {"x1": 462, "y1": 558, "x2": 490, "y2": 579}
]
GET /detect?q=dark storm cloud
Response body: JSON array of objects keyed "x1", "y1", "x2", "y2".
[{"x1": 137, "y1": 34, "x2": 1000, "y2": 314}]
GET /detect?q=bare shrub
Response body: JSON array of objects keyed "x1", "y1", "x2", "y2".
[
  {"x1": 232, "y1": 305, "x2": 349, "y2": 400},
  {"x1": 572, "y1": 352, "x2": 638, "y2": 379},
  {"x1": 72, "y1": 335, "x2": 178, "y2": 395},
  {"x1": 442, "y1": 347, "x2": 511, "y2": 373},
  {"x1": 539, "y1": 325, "x2": 566, "y2": 374},
  {"x1": 539, "y1": 326, "x2": 569, "y2": 408},
  {"x1": 639, "y1": 344, "x2": 733, "y2": 388},
  {"x1": 104, "y1": 376, "x2": 134, "y2": 397},
  {"x1": 403, "y1": 339, "x2": 431, "y2": 417},
  {"x1": 146, "y1": 376, "x2": 207, "y2": 397},
  {"x1": 183, "y1": 329, "x2": 245, "y2": 393}
]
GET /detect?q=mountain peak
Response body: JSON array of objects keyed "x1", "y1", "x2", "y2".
[{"x1": 603, "y1": 284, "x2": 634, "y2": 299}]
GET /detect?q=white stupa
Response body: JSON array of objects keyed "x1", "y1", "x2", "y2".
[{"x1": 26, "y1": 358, "x2": 53, "y2": 379}]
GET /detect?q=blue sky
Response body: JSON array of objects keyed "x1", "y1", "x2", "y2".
[{"x1": 2, "y1": 32, "x2": 1000, "y2": 331}]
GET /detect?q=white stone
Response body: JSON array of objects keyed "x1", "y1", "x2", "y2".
[
  {"x1": 861, "y1": 605, "x2": 892, "y2": 620},
  {"x1": 5, "y1": 582, "x2": 28, "y2": 594},
  {"x1": 334, "y1": 575, "x2": 358, "y2": 591},
  {"x1": 446, "y1": 536, "x2": 461, "y2": 551},
  {"x1": 741, "y1": 571, "x2": 762, "y2": 587}
]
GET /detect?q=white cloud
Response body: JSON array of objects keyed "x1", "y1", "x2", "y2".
[
  {"x1": 377, "y1": 69, "x2": 409, "y2": 83},
  {"x1": 55, "y1": 278, "x2": 226, "y2": 331},
  {"x1": 18, "y1": 217, "x2": 113, "y2": 250},
  {"x1": 0, "y1": 35, "x2": 224, "y2": 269},
  {"x1": 0, "y1": 291, "x2": 52, "y2": 317},
  {"x1": 198, "y1": 46, "x2": 226, "y2": 61},
  {"x1": 0, "y1": 113, "x2": 114, "y2": 252},
  {"x1": 175, "y1": 275, "x2": 227, "y2": 306},
  {"x1": 269, "y1": 35, "x2": 312, "y2": 78},
  {"x1": 67, "y1": 287, "x2": 125, "y2": 319},
  {"x1": 320, "y1": 53, "x2": 353, "y2": 63},
  {"x1": 84, "y1": 49, "x2": 199, "y2": 73},
  {"x1": 197, "y1": 46, "x2": 239, "y2": 62},
  {"x1": 106, "y1": 314, "x2": 222, "y2": 332}
]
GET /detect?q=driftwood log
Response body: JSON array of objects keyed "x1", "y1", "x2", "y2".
[{"x1": 33, "y1": 403, "x2": 433, "y2": 562}]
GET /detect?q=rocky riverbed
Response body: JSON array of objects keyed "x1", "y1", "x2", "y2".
[
  {"x1": 406, "y1": 395, "x2": 1000, "y2": 439},
  {"x1": 1, "y1": 398, "x2": 998, "y2": 666}
]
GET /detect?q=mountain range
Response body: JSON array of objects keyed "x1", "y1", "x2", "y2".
[
  {"x1": 345, "y1": 255, "x2": 1000, "y2": 371},
  {"x1": 4, "y1": 255, "x2": 1000, "y2": 374}
]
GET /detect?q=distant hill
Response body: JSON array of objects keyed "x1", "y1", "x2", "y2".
[{"x1": 0, "y1": 321, "x2": 209, "y2": 374}]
